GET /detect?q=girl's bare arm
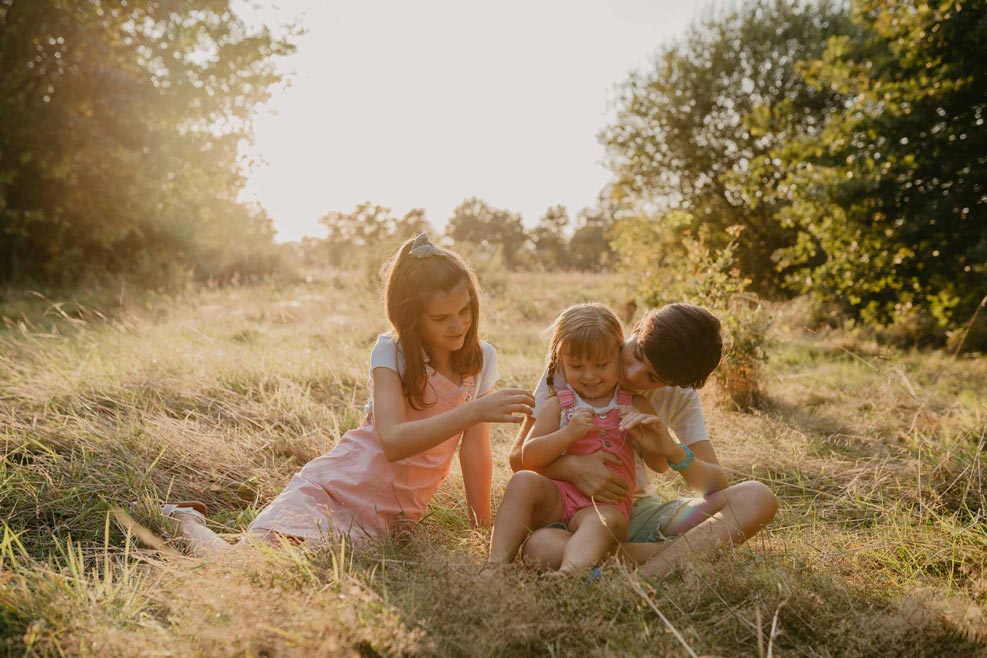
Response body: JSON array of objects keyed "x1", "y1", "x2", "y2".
[
  {"x1": 459, "y1": 419, "x2": 493, "y2": 527},
  {"x1": 373, "y1": 368, "x2": 533, "y2": 462}
]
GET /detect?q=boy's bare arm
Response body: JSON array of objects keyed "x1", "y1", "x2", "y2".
[{"x1": 622, "y1": 395, "x2": 728, "y2": 496}]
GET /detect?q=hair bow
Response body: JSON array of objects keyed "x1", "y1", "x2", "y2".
[{"x1": 409, "y1": 233, "x2": 437, "y2": 258}]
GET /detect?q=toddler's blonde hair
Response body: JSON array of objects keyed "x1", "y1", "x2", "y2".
[{"x1": 544, "y1": 303, "x2": 624, "y2": 396}]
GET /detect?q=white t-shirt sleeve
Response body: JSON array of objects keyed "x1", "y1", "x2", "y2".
[
  {"x1": 531, "y1": 367, "x2": 567, "y2": 417},
  {"x1": 651, "y1": 386, "x2": 710, "y2": 445},
  {"x1": 476, "y1": 342, "x2": 499, "y2": 396},
  {"x1": 369, "y1": 334, "x2": 404, "y2": 377}
]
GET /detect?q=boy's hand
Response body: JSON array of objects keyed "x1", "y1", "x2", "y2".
[
  {"x1": 569, "y1": 452, "x2": 630, "y2": 502},
  {"x1": 618, "y1": 405, "x2": 664, "y2": 435},
  {"x1": 565, "y1": 408, "x2": 595, "y2": 440}
]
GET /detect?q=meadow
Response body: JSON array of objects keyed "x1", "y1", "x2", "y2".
[{"x1": 2, "y1": 269, "x2": 985, "y2": 657}]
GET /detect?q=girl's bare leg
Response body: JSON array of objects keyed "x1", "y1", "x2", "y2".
[
  {"x1": 559, "y1": 505, "x2": 627, "y2": 574},
  {"x1": 488, "y1": 471, "x2": 565, "y2": 565}
]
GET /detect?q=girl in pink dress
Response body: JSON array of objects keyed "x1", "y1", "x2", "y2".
[
  {"x1": 487, "y1": 304, "x2": 668, "y2": 575},
  {"x1": 164, "y1": 234, "x2": 535, "y2": 552}
]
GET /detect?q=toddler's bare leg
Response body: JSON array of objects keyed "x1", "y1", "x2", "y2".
[
  {"x1": 488, "y1": 471, "x2": 565, "y2": 565},
  {"x1": 559, "y1": 505, "x2": 627, "y2": 574},
  {"x1": 521, "y1": 527, "x2": 571, "y2": 570}
]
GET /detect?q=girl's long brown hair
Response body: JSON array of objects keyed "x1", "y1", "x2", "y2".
[{"x1": 381, "y1": 236, "x2": 483, "y2": 410}]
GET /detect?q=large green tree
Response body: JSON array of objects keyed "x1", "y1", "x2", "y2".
[
  {"x1": 602, "y1": 0, "x2": 851, "y2": 293},
  {"x1": 0, "y1": 0, "x2": 292, "y2": 283},
  {"x1": 764, "y1": 0, "x2": 987, "y2": 332}
]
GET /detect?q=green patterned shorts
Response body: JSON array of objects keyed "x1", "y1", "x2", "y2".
[{"x1": 626, "y1": 495, "x2": 691, "y2": 542}]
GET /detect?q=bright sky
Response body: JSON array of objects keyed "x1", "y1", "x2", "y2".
[{"x1": 235, "y1": 1, "x2": 726, "y2": 243}]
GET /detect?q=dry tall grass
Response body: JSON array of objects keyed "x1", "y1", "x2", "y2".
[{"x1": 2, "y1": 271, "x2": 985, "y2": 657}]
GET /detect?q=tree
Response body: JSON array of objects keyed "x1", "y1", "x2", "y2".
[
  {"x1": 569, "y1": 205, "x2": 614, "y2": 272},
  {"x1": 392, "y1": 208, "x2": 434, "y2": 241},
  {"x1": 446, "y1": 197, "x2": 526, "y2": 269},
  {"x1": 530, "y1": 204, "x2": 569, "y2": 269},
  {"x1": 601, "y1": 0, "x2": 851, "y2": 293},
  {"x1": 0, "y1": 0, "x2": 293, "y2": 284},
  {"x1": 763, "y1": 0, "x2": 987, "y2": 335},
  {"x1": 319, "y1": 203, "x2": 395, "y2": 266}
]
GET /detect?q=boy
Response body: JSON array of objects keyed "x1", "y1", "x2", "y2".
[{"x1": 508, "y1": 303, "x2": 777, "y2": 576}]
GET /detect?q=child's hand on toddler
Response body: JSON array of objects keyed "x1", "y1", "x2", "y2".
[
  {"x1": 618, "y1": 405, "x2": 664, "y2": 436},
  {"x1": 566, "y1": 408, "x2": 595, "y2": 440},
  {"x1": 473, "y1": 388, "x2": 535, "y2": 423}
]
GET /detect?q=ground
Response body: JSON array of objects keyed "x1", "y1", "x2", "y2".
[{"x1": 1, "y1": 269, "x2": 985, "y2": 657}]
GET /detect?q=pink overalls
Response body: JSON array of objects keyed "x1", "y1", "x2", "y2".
[
  {"x1": 249, "y1": 371, "x2": 475, "y2": 544},
  {"x1": 552, "y1": 387, "x2": 636, "y2": 523}
]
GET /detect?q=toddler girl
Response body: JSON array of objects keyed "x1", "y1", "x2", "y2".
[{"x1": 487, "y1": 303, "x2": 665, "y2": 574}]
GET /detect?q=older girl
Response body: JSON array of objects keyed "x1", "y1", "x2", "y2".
[{"x1": 165, "y1": 234, "x2": 534, "y2": 551}]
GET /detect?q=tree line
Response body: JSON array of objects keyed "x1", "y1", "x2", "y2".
[
  {"x1": 315, "y1": 197, "x2": 615, "y2": 272},
  {"x1": 4, "y1": 0, "x2": 984, "y2": 347}
]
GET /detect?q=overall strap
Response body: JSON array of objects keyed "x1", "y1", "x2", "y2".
[
  {"x1": 461, "y1": 374, "x2": 476, "y2": 401},
  {"x1": 616, "y1": 389, "x2": 634, "y2": 406},
  {"x1": 557, "y1": 388, "x2": 576, "y2": 409}
]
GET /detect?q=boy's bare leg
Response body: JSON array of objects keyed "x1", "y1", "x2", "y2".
[
  {"x1": 488, "y1": 471, "x2": 565, "y2": 565},
  {"x1": 559, "y1": 505, "x2": 627, "y2": 574},
  {"x1": 623, "y1": 480, "x2": 778, "y2": 576},
  {"x1": 526, "y1": 480, "x2": 778, "y2": 574}
]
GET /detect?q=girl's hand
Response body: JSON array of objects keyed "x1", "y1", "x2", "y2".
[
  {"x1": 565, "y1": 408, "x2": 595, "y2": 440},
  {"x1": 472, "y1": 388, "x2": 535, "y2": 423}
]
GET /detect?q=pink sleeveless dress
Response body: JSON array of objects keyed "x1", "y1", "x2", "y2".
[
  {"x1": 552, "y1": 387, "x2": 636, "y2": 523},
  {"x1": 249, "y1": 370, "x2": 476, "y2": 544}
]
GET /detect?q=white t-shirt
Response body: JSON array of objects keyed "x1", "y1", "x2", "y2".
[
  {"x1": 368, "y1": 333, "x2": 499, "y2": 396},
  {"x1": 532, "y1": 368, "x2": 709, "y2": 495}
]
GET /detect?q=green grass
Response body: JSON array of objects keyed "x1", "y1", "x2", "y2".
[{"x1": 1, "y1": 270, "x2": 985, "y2": 657}]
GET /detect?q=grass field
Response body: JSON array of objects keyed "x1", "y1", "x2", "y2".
[{"x1": 2, "y1": 269, "x2": 986, "y2": 657}]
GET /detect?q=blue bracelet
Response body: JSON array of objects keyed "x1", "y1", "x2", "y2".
[{"x1": 668, "y1": 443, "x2": 695, "y2": 471}]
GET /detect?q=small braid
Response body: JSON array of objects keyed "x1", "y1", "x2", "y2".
[{"x1": 545, "y1": 351, "x2": 559, "y2": 397}]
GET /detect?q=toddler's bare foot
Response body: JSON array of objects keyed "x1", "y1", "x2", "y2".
[
  {"x1": 538, "y1": 569, "x2": 566, "y2": 580},
  {"x1": 479, "y1": 562, "x2": 510, "y2": 579}
]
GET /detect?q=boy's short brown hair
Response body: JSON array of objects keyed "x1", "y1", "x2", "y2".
[{"x1": 636, "y1": 304, "x2": 722, "y2": 389}]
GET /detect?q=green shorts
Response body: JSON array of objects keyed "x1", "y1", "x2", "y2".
[
  {"x1": 626, "y1": 495, "x2": 690, "y2": 542},
  {"x1": 542, "y1": 495, "x2": 690, "y2": 543}
]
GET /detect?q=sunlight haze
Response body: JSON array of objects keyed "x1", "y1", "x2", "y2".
[{"x1": 236, "y1": 1, "x2": 725, "y2": 242}]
